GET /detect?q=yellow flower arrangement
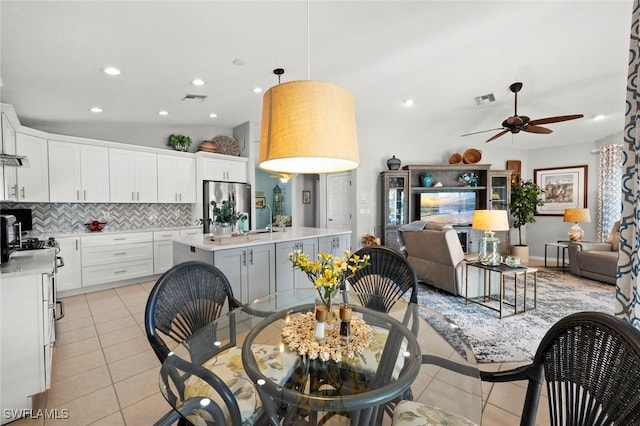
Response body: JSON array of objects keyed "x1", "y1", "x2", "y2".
[{"x1": 288, "y1": 250, "x2": 371, "y2": 309}]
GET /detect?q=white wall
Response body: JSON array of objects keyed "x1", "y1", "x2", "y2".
[{"x1": 525, "y1": 131, "x2": 623, "y2": 257}]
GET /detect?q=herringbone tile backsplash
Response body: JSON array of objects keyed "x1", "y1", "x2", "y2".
[{"x1": 4, "y1": 202, "x2": 194, "y2": 233}]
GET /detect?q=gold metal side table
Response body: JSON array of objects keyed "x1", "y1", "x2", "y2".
[{"x1": 465, "y1": 262, "x2": 538, "y2": 319}]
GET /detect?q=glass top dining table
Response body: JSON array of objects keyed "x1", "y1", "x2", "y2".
[{"x1": 158, "y1": 289, "x2": 483, "y2": 425}]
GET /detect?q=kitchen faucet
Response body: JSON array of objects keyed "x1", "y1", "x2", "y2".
[{"x1": 262, "y1": 203, "x2": 273, "y2": 233}]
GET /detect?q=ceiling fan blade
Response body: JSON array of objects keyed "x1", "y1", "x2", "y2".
[
  {"x1": 461, "y1": 128, "x2": 504, "y2": 137},
  {"x1": 529, "y1": 114, "x2": 584, "y2": 126},
  {"x1": 485, "y1": 130, "x2": 509, "y2": 143},
  {"x1": 522, "y1": 125, "x2": 553, "y2": 134}
]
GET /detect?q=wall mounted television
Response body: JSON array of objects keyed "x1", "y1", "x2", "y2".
[{"x1": 419, "y1": 191, "x2": 476, "y2": 225}]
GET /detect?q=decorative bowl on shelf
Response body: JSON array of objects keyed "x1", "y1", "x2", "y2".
[
  {"x1": 462, "y1": 148, "x2": 482, "y2": 164},
  {"x1": 85, "y1": 221, "x2": 106, "y2": 232},
  {"x1": 449, "y1": 153, "x2": 462, "y2": 164}
]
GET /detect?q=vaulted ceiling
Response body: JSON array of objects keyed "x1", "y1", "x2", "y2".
[{"x1": 0, "y1": 1, "x2": 632, "y2": 150}]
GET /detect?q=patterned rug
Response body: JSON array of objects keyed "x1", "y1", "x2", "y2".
[{"x1": 414, "y1": 268, "x2": 615, "y2": 363}]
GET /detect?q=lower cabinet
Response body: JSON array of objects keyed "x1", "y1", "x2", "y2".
[
  {"x1": 1, "y1": 272, "x2": 54, "y2": 423},
  {"x1": 318, "y1": 234, "x2": 351, "y2": 256},
  {"x1": 153, "y1": 230, "x2": 181, "y2": 274},
  {"x1": 213, "y1": 244, "x2": 275, "y2": 303},
  {"x1": 275, "y1": 238, "x2": 318, "y2": 292},
  {"x1": 56, "y1": 236, "x2": 82, "y2": 292},
  {"x1": 81, "y1": 232, "x2": 153, "y2": 287}
]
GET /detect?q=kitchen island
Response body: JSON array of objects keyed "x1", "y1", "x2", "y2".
[{"x1": 173, "y1": 227, "x2": 352, "y2": 303}]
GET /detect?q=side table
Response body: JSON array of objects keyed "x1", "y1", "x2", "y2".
[
  {"x1": 544, "y1": 242, "x2": 569, "y2": 271},
  {"x1": 465, "y1": 262, "x2": 538, "y2": 319}
]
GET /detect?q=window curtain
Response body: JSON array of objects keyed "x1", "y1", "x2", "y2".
[
  {"x1": 597, "y1": 144, "x2": 623, "y2": 241},
  {"x1": 617, "y1": 0, "x2": 640, "y2": 328}
]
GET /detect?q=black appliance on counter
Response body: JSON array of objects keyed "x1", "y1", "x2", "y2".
[
  {"x1": 0, "y1": 208, "x2": 33, "y2": 232},
  {"x1": 1, "y1": 214, "x2": 18, "y2": 263}
]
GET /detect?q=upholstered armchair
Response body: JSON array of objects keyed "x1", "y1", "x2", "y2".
[{"x1": 568, "y1": 220, "x2": 620, "y2": 285}]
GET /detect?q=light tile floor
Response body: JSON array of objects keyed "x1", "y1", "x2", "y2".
[{"x1": 11, "y1": 260, "x2": 555, "y2": 426}]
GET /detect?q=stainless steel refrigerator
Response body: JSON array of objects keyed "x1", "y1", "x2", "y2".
[{"x1": 202, "y1": 180, "x2": 251, "y2": 233}]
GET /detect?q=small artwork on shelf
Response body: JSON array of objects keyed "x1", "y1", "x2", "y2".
[
  {"x1": 255, "y1": 196, "x2": 266, "y2": 208},
  {"x1": 302, "y1": 190, "x2": 311, "y2": 204},
  {"x1": 506, "y1": 160, "x2": 521, "y2": 185}
]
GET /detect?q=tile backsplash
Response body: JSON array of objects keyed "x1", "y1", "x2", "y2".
[{"x1": 4, "y1": 202, "x2": 194, "y2": 233}]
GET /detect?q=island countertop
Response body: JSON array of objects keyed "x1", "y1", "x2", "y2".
[{"x1": 173, "y1": 226, "x2": 351, "y2": 252}]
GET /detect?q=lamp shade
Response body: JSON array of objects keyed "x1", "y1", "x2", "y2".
[
  {"x1": 471, "y1": 210, "x2": 510, "y2": 232},
  {"x1": 563, "y1": 208, "x2": 591, "y2": 223},
  {"x1": 259, "y1": 80, "x2": 360, "y2": 174}
]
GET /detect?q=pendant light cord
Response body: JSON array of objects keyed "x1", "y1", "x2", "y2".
[{"x1": 307, "y1": 0, "x2": 310, "y2": 80}]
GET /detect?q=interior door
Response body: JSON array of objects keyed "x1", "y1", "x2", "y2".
[{"x1": 326, "y1": 172, "x2": 352, "y2": 229}]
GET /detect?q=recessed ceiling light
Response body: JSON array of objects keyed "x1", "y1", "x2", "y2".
[
  {"x1": 191, "y1": 78, "x2": 205, "y2": 86},
  {"x1": 252, "y1": 87, "x2": 263, "y2": 94},
  {"x1": 209, "y1": 113, "x2": 218, "y2": 118},
  {"x1": 232, "y1": 58, "x2": 246, "y2": 66},
  {"x1": 90, "y1": 107, "x2": 103, "y2": 113},
  {"x1": 594, "y1": 114, "x2": 606, "y2": 121},
  {"x1": 102, "y1": 67, "x2": 121, "y2": 76},
  {"x1": 403, "y1": 99, "x2": 414, "y2": 107},
  {"x1": 158, "y1": 110, "x2": 169, "y2": 116}
]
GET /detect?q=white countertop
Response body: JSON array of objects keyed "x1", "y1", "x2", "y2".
[
  {"x1": 174, "y1": 227, "x2": 351, "y2": 251},
  {"x1": 0, "y1": 248, "x2": 56, "y2": 277}
]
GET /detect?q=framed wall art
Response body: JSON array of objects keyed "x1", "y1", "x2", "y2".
[
  {"x1": 255, "y1": 196, "x2": 266, "y2": 208},
  {"x1": 302, "y1": 190, "x2": 311, "y2": 204},
  {"x1": 534, "y1": 165, "x2": 587, "y2": 216}
]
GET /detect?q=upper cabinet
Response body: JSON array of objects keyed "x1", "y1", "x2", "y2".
[
  {"x1": 197, "y1": 152, "x2": 247, "y2": 183},
  {"x1": 15, "y1": 132, "x2": 49, "y2": 202},
  {"x1": 109, "y1": 149, "x2": 158, "y2": 203},
  {"x1": 157, "y1": 154, "x2": 196, "y2": 203},
  {"x1": 1, "y1": 113, "x2": 18, "y2": 201},
  {"x1": 49, "y1": 140, "x2": 110, "y2": 202}
]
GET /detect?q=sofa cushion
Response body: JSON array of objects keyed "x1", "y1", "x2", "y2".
[
  {"x1": 607, "y1": 221, "x2": 621, "y2": 251},
  {"x1": 576, "y1": 250, "x2": 618, "y2": 278}
]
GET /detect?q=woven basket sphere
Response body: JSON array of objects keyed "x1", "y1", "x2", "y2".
[{"x1": 449, "y1": 153, "x2": 462, "y2": 164}]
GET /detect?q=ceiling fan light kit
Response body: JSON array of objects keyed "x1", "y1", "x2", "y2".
[{"x1": 462, "y1": 82, "x2": 584, "y2": 143}]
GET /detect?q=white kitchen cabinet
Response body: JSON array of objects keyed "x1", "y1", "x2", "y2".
[
  {"x1": 48, "y1": 140, "x2": 110, "y2": 202},
  {"x1": 198, "y1": 152, "x2": 247, "y2": 183},
  {"x1": 157, "y1": 154, "x2": 196, "y2": 203},
  {"x1": 81, "y1": 232, "x2": 153, "y2": 287},
  {"x1": 56, "y1": 236, "x2": 82, "y2": 292},
  {"x1": 109, "y1": 148, "x2": 158, "y2": 203},
  {"x1": 1, "y1": 267, "x2": 54, "y2": 423},
  {"x1": 1, "y1": 113, "x2": 18, "y2": 201},
  {"x1": 179, "y1": 227, "x2": 202, "y2": 238},
  {"x1": 275, "y1": 238, "x2": 318, "y2": 292},
  {"x1": 6, "y1": 132, "x2": 50, "y2": 202},
  {"x1": 214, "y1": 243, "x2": 275, "y2": 303},
  {"x1": 318, "y1": 234, "x2": 351, "y2": 256},
  {"x1": 153, "y1": 230, "x2": 181, "y2": 274}
]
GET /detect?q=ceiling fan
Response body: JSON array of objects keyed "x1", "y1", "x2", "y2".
[
  {"x1": 269, "y1": 172, "x2": 292, "y2": 183},
  {"x1": 462, "y1": 82, "x2": 584, "y2": 143}
]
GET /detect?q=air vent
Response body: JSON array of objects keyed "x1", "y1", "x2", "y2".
[
  {"x1": 183, "y1": 94, "x2": 207, "y2": 102},
  {"x1": 474, "y1": 93, "x2": 496, "y2": 105}
]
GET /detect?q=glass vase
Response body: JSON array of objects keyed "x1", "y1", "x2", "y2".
[{"x1": 316, "y1": 288, "x2": 338, "y2": 328}]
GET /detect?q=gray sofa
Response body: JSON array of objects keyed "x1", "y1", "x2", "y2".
[{"x1": 568, "y1": 221, "x2": 620, "y2": 285}]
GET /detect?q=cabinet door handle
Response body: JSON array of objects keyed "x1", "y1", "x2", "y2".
[
  {"x1": 84, "y1": 189, "x2": 87, "y2": 200},
  {"x1": 113, "y1": 252, "x2": 127, "y2": 256},
  {"x1": 75, "y1": 240, "x2": 79, "y2": 250},
  {"x1": 242, "y1": 250, "x2": 247, "y2": 266},
  {"x1": 113, "y1": 237, "x2": 127, "y2": 241},
  {"x1": 175, "y1": 193, "x2": 178, "y2": 201},
  {"x1": 114, "y1": 270, "x2": 127, "y2": 274},
  {"x1": 137, "y1": 192, "x2": 140, "y2": 201},
  {"x1": 249, "y1": 249, "x2": 254, "y2": 265},
  {"x1": 179, "y1": 193, "x2": 182, "y2": 202},
  {"x1": 20, "y1": 187, "x2": 25, "y2": 199},
  {"x1": 132, "y1": 192, "x2": 135, "y2": 201},
  {"x1": 77, "y1": 189, "x2": 80, "y2": 201}
]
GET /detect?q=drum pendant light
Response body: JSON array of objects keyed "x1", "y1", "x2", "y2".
[{"x1": 258, "y1": 2, "x2": 359, "y2": 174}]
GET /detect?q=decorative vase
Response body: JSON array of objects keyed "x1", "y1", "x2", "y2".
[
  {"x1": 421, "y1": 173, "x2": 432, "y2": 187},
  {"x1": 387, "y1": 155, "x2": 401, "y2": 170},
  {"x1": 213, "y1": 223, "x2": 232, "y2": 236},
  {"x1": 316, "y1": 288, "x2": 338, "y2": 327}
]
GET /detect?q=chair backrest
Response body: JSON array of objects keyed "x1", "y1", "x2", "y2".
[
  {"x1": 348, "y1": 245, "x2": 419, "y2": 313},
  {"x1": 145, "y1": 261, "x2": 241, "y2": 363},
  {"x1": 523, "y1": 311, "x2": 640, "y2": 426}
]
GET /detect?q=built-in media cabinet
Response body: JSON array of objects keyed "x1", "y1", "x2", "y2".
[{"x1": 380, "y1": 165, "x2": 511, "y2": 253}]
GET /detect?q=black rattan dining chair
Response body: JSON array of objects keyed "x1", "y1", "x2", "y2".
[
  {"x1": 144, "y1": 260, "x2": 242, "y2": 363},
  {"x1": 348, "y1": 245, "x2": 418, "y2": 313},
  {"x1": 393, "y1": 311, "x2": 640, "y2": 426}
]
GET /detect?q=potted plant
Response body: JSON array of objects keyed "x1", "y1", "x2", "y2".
[
  {"x1": 168, "y1": 134, "x2": 192, "y2": 151},
  {"x1": 510, "y1": 179, "x2": 545, "y2": 262}
]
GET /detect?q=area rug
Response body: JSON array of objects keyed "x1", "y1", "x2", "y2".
[{"x1": 414, "y1": 268, "x2": 615, "y2": 363}]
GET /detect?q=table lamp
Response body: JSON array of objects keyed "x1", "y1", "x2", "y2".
[
  {"x1": 563, "y1": 208, "x2": 591, "y2": 242},
  {"x1": 472, "y1": 210, "x2": 510, "y2": 266}
]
